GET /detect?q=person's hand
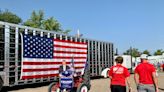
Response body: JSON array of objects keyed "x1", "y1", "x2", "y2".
[
  {"x1": 129, "y1": 87, "x2": 132, "y2": 92},
  {"x1": 73, "y1": 73, "x2": 77, "y2": 77},
  {"x1": 156, "y1": 87, "x2": 159, "y2": 92},
  {"x1": 59, "y1": 74, "x2": 62, "y2": 77}
]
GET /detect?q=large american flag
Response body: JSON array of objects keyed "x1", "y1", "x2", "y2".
[{"x1": 21, "y1": 34, "x2": 87, "y2": 79}]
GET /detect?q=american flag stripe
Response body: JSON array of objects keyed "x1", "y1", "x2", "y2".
[
  {"x1": 54, "y1": 42, "x2": 87, "y2": 48},
  {"x1": 22, "y1": 71, "x2": 84, "y2": 79},
  {"x1": 22, "y1": 71, "x2": 59, "y2": 76},
  {"x1": 23, "y1": 58, "x2": 87, "y2": 62},
  {"x1": 53, "y1": 56, "x2": 86, "y2": 59},
  {"x1": 54, "y1": 39, "x2": 87, "y2": 45},
  {"x1": 22, "y1": 67, "x2": 85, "y2": 79},
  {"x1": 23, "y1": 67, "x2": 85, "y2": 72},
  {"x1": 23, "y1": 62, "x2": 86, "y2": 65},
  {"x1": 54, "y1": 51, "x2": 87, "y2": 54},
  {"x1": 23, "y1": 68, "x2": 58, "y2": 72},
  {"x1": 54, "y1": 47, "x2": 87, "y2": 52},
  {"x1": 23, "y1": 65, "x2": 59, "y2": 68},
  {"x1": 22, "y1": 74, "x2": 59, "y2": 79},
  {"x1": 52, "y1": 59, "x2": 87, "y2": 62},
  {"x1": 22, "y1": 65, "x2": 85, "y2": 73},
  {"x1": 21, "y1": 34, "x2": 87, "y2": 79},
  {"x1": 23, "y1": 64, "x2": 85, "y2": 69},
  {"x1": 53, "y1": 53, "x2": 87, "y2": 57},
  {"x1": 54, "y1": 45, "x2": 87, "y2": 50}
]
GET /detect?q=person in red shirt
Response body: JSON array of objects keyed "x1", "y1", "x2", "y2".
[
  {"x1": 109, "y1": 56, "x2": 131, "y2": 92},
  {"x1": 162, "y1": 64, "x2": 164, "y2": 72},
  {"x1": 134, "y1": 54, "x2": 159, "y2": 92},
  {"x1": 160, "y1": 63, "x2": 164, "y2": 71}
]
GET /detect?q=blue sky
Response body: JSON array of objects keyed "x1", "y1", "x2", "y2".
[{"x1": 1, "y1": 0, "x2": 164, "y2": 54}]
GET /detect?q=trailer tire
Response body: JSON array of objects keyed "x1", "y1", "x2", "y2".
[
  {"x1": 76, "y1": 83, "x2": 89, "y2": 92},
  {"x1": 48, "y1": 82, "x2": 60, "y2": 92}
]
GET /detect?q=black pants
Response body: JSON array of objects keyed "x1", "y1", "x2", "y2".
[{"x1": 111, "y1": 85, "x2": 126, "y2": 92}]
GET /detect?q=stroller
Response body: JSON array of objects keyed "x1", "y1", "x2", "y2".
[{"x1": 48, "y1": 62, "x2": 91, "y2": 92}]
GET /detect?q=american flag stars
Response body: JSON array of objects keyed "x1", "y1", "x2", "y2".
[{"x1": 23, "y1": 35, "x2": 53, "y2": 58}]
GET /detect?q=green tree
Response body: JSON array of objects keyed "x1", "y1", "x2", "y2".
[
  {"x1": 42, "y1": 17, "x2": 61, "y2": 31},
  {"x1": 24, "y1": 10, "x2": 44, "y2": 28},
  {"x1": 142, "y1": 50, "x2": 151, "y2": 56},
  {"x1": 24, "y1": 10, "x2": 70, "y2": 34},
  {"x1": 0, "y1": 10, "x2": 22, "y2": 24},
  {"x1": 154, "y1": 49, "x2": 163, "y2": 56},
  {"x1": 123, "y1": 48, "x2": 141, "y2": 57}
]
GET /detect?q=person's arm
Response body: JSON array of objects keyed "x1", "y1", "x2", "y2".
[
  {"x1": 108, "y1": 68, "x2": 113, "y2": 79},
  {"x1": 124, "y1": 68, "x2": 132, "y2": 91},
  {"x1": 108, "y1": 71, "x2": 112, "y2": 79},
  {"x1": 108, "y1": 68, "x2": 112, "y2": 88},
  {"x1": 126, "y1": 77, "x2": 132, "y2": 91},
  {"x1": 152, "y1": 72, "x2": 159, "y2": 92},
  {"x1": 134, "y1": 73, "x2": 139, "y2": 86},
  {"x1": 109, "y1": 75, "x2": 112, "y2": 79}
]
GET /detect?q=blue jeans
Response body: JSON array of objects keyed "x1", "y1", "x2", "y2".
[{"x1": 137, "y1": 84, "x2": 155, "y2": 92}]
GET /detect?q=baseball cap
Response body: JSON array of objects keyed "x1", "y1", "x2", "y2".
[{"x1": 140, "y1": 54, "x2": 148, "y2": 59}]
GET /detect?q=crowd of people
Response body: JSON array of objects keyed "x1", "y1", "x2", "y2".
[{"x1": 108, "y1": 54, "x2": 159, "y2": 92}]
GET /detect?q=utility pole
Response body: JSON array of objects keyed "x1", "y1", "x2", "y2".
[{"x1": 130, "y1": 47, "x2": 133, "y2": 73}]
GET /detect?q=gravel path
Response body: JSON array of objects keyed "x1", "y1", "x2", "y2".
[{"x1": 1, "y1": 73, "x2": 164, "y2": 92}]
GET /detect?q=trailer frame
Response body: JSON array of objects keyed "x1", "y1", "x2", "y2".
[{"x1": 0, "y1": 21, "x2": 114, "y2": 88}]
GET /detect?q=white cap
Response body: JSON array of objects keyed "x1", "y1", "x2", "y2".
[{"x1": 140, "y1": 54, "x2": 148, "y2": 59}]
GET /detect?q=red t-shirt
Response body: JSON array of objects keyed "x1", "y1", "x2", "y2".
[
  {"x1": 108, "y1": 64, "x2": 130, "y2": 86},
  {"x1": 135, "y1": 62, "x2": 156, "y2": 84}
]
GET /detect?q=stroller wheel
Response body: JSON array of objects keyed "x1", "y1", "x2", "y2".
[
  {"x1": 76, "y1": 83, "x2": 89, "y2": 92},
  {"x1": 48, "y1": 82, "x2": 60, "y2": 92}
]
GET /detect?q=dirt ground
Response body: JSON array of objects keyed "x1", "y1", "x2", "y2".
[{"x1": 1, "y1": 72, "x2": 164, "y2": 92}]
